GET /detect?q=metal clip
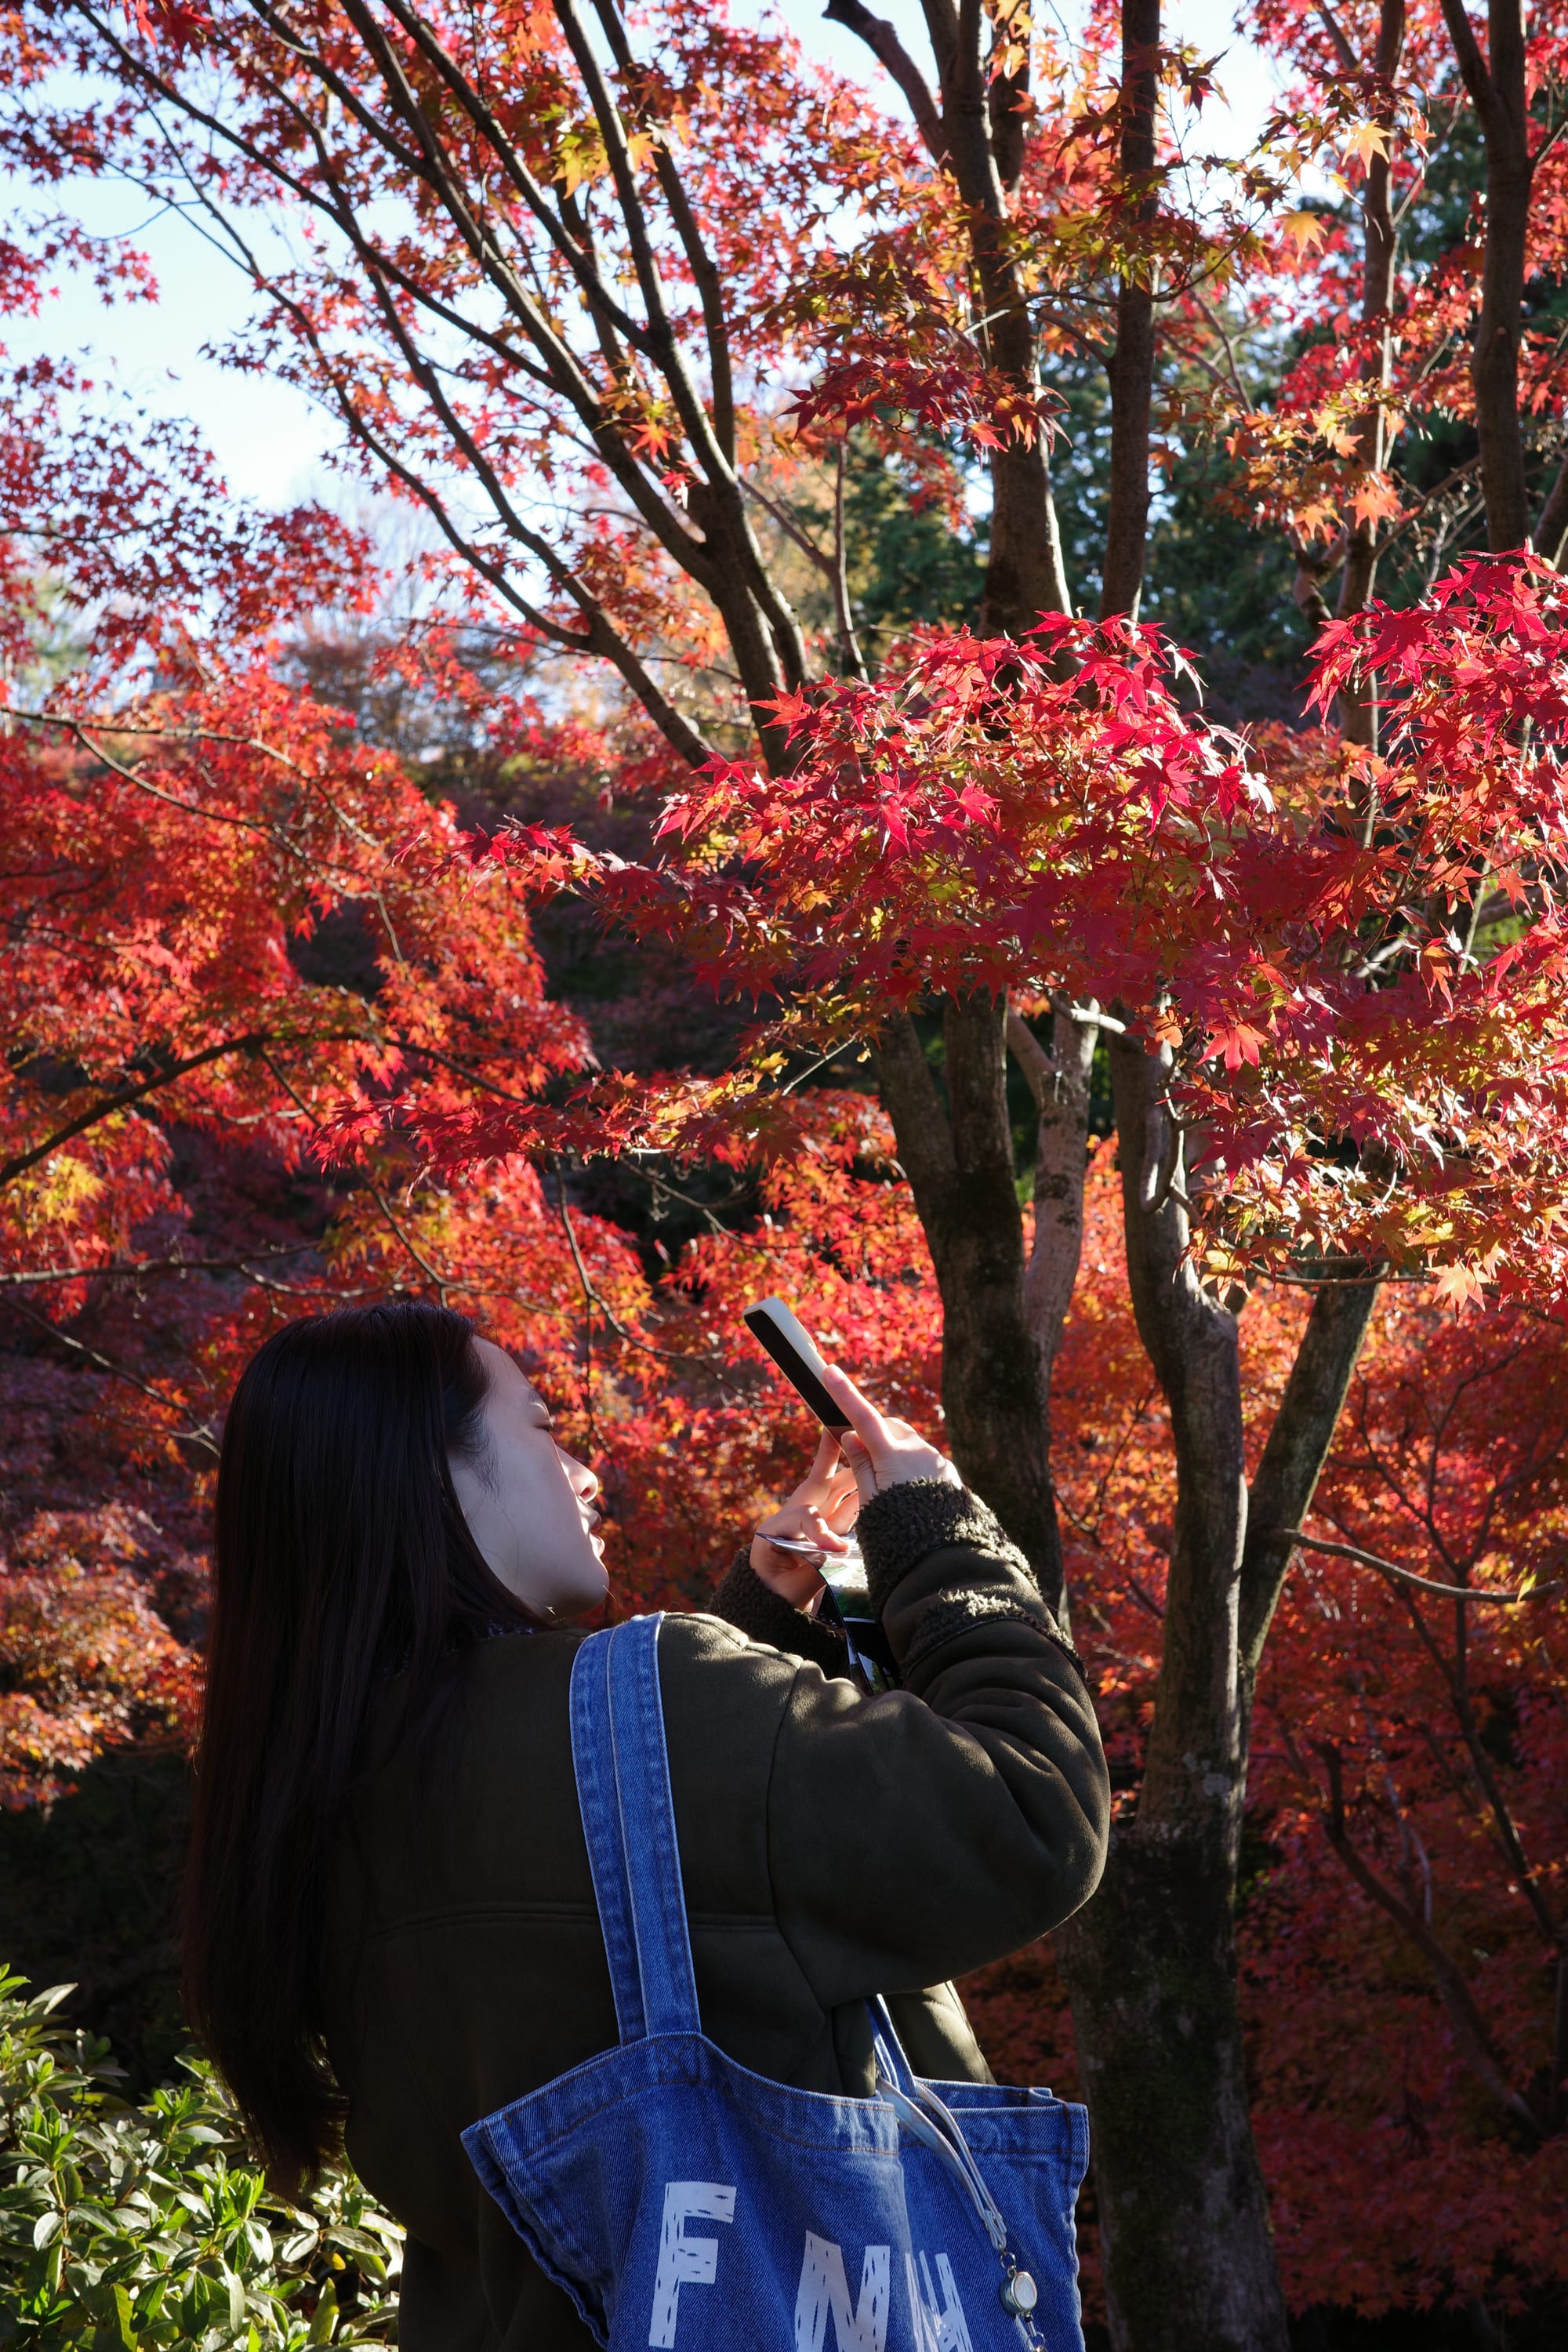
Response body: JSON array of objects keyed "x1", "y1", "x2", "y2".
[{"x1": 1000, "y1": 2268, "x2": 1038, "y2": 2318}]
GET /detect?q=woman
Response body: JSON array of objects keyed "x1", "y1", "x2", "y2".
[{"x1": 184, "y1": 1301, "x2": 1109, "y2": 2352}]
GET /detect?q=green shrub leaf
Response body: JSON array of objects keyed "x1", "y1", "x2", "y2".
[{"x1": 0, "y1": 1971, "x2": 401, "y2": 2349}]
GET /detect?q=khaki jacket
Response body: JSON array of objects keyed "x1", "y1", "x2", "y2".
[{"x1": 322, "y1": 1480, "x2": 1109, "y2": 2351}]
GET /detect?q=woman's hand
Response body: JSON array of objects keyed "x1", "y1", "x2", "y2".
[
  {"x1": 751, "y1": 1373, "x2": 960, "y2": 1606},
  {"x1": 750, "y1": 1432, "x2": 859, "y2": 1607},
  {"x1": 819, "y1": 1364, "x2": 960, "y2": 1505}
]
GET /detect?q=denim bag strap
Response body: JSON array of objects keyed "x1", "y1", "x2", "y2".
[{"x1": 570, "y1": 1615, "x2": 701, "y2": 2046}]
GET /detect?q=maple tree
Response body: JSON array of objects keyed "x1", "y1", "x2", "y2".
[
  {"x1": 489, "y1": 562, "x2": 1568, "y2": 2343},
  {"x1": 5, "y1": 0, "x2": 1568, "y2": 2345}
]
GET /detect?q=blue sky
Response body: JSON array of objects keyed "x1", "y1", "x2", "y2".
[{"x1": 4, "y1": 0, "x2": 1280, "y2": 515}]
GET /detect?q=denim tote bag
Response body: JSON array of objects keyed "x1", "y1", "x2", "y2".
[{"x1": 463, "y1": 1613, "x2": 1089, "y2": 2352}]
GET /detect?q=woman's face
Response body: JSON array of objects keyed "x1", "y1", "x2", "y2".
[{"x1": 448, "y1": 1339, "x2": 608, "y2": 1620}]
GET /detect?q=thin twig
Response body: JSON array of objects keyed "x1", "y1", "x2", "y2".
[
  {"x1": 550, "y1": 1157, "x2": 731, "y2": 1375},
  {"x1": 1277, "y1": 1528, "x2": 1555, "y2": 1602},
  {"x1": 0, "y1": 1244, "x2": 316, "y2": 1288},
  {"x1": 781, "y1": 1039, "x2": 862, "y2": 1096},
  {"x1": 394, "y1": 1039, "x2": 558, "y2": 1104},
  {"x1": 1191, "y1": 290, "x2": 1253, "y2": 412},
  {"x1": 365, "y1": 1186, "x2": 452, "y2": 1302},
  {"x1": 2, "y1": 1294, "x2": 219, "y2": 1455},
  {"x1": 0, "y1": 1033, "x2": 271, "y2": 1189}
]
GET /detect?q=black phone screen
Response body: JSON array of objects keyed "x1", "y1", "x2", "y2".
[{"x1": 742, "y1": 1297, "x2": 849, "y2": 1429}]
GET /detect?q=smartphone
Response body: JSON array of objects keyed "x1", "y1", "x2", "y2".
[
  {"x1": 742, "y1": 1297, "x2": 898, "y2": 1690},
  {"x1": 742, "y1": 1296, "x2": 849, "y2": 1429}
]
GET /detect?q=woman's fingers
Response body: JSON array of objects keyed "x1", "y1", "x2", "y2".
[
  {"x1": 790, "y1": 1427, "x2": 845, "y2": 1507},
  {"x1": 819, "y1": 1364, "x2": 891, "y2": 1454},
  {"x1": 833, "y1": 1425, "x2": 879, "y2": 1506},
  {"x1": 819, "y1": 1365, "x2": 957, "y2": 1494},
  {"x1": 823, "y1": 1470, "x2": 860, "y2": 1530}
]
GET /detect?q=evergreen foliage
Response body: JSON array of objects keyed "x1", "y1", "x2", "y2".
[{"x1": 0, "y1": 1970, "x2": 399, "y2": 2350}]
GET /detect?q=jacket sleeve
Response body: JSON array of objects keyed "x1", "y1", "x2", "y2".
[
  {"x1": 760, "y1": 1479, "x2": 1109, "y2": 2005},
  {"x1": 710, "y1": 1549, "x2": 855, "y2": 1679}
]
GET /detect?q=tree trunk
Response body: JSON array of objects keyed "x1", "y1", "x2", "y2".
[
  {"x1": 1009, "y1": 1000, "x2": 1097, "y2": 1388},
  {"x1": 1006, "y1": 1000, "x2": 1098, "y2": 1637},
  {"x1": 942, "y1": 0, "x2": 1073, "y2": 630},
  {"x1": 1054, "y1": 1032, "x2": 1287, "y2": 2351},
  {"x1": 875, "y1": 1001, "x2": 1064, "y2": 1604},
  {"x1": 1055, "y1": 1835, "x2": 1283, "y2": 2352},
  {"x1": 1475, "y1": 0, "x2": 1530, "y2": 553},
  {"x1": 1440, "y1": 0, "x2": 1531, "y2": 550},
  {"x1": 1334, "y1": 0, "x2": 1405, "y2": 745},
  {"x1": 1099, "y1": 0, "x2": 1159, "y2": 622},
  {"x1": 1053, "y1": 1071, "x2": 1379, "y2": 2350},
  {"x1": 986, "y1": 442, "x2": 1073, "y2": 631}
]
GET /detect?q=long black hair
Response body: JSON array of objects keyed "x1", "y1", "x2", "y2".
[{"x1": 183, "y1": 1301, "x2": 536, "y2": 2192}]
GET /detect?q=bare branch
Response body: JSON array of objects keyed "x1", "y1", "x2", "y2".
[
  {"x1": 586, "y1": 0, "x2": 739, "y2": 458},
  {"x1": 1277, "y1": 1526, "x2": 1555, "y2": 1602},
  {"x1": 550, "y1": 1159, "x2": 731, "y2": 1374},
  {"x1": 1004, "y1": 1004, "x2": 1053, "y2": 1109},
  {"x1": 0, "y1": 1034, "x2": 271, "y2": 1190},
  {"x1": 1436, "y1": 0, "x2": 1495, "y2": 122},
  {"x1": 1240, "y1": 1282, "x2": 1377, "y2": 1677},
  {"x1": 1535, "y1": 448, "x2": 1568, "y2": 561},
  {"x1": 831, "y1": 439, "x2": 868, "y2": 680},
  {"x1": 1315, "y1": 1741, "x2": 1544, "y2": 2136},
  {"x1": 341, "y1": 0, "x2": 657, "y2": 353},
  {"x1": 0, "y1": 1244, "x2": 315, "y2": 1288},
  {"x1": 1, "y1": 1294, "x2": 219, "y2": 1454},
  {"x1": 367, "y1": 1184, "x2": 453, "y2": 1300},
  {"x1": 822, "y1": 0, "x2": 947, "y2": 158},
  {"x1": 1312, "y1": 0, "x2": 1361, "y2": 72}
]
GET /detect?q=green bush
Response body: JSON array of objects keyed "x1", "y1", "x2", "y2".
[{"x1": 0, "y1": 1968, "x2": 400, "y2": 2347}]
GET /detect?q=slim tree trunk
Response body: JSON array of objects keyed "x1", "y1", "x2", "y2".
[
  {"x1": 986, "y1": 442, "x2": 1074, "y2": 631},
  {"x1": 1440, "y1": 0, "x2": 1531, "y2": 550},
  {"x1": 875, "y1": 1001, "x2": 1064, "y2": 1605},
  {"x1": 830, "y1": 0, "x2": 1075, "y2": 627},
  {"x1": 950, "y1": 5, "x2": 1075, "y2": 634},
  {"x1": 1333, "y1": 0, "x2": 1405, "y2": 744},
  {"x1": 1534, "y1": 452, "x2": 1568, "y2": 561},
  {"x1": 1055, "y1": 1030, "x2": 1288, "y2": 2352},
  {"x1": 941, "y1": 0, "x2": 1073, "y2": 628},
  {"x1": 1475, "y1": 0, "x2": 1530, "y2": 553},
  {"x1": 1007, "y1": 1000, "x2": 1097, "y2": 1388},
  {"x1": 1099, "y1": 0, "x2": 1159, "y2": 622},
  {"x1": 1007, "y1": 1000, "x2": 1098, "y2": 1638}
]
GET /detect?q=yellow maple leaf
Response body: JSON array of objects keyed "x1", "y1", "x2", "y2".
[
  {"x1": 1279, "y1": 209, "x2": 1326, "y2": 256},
  {"x1": 1345, "y1": 120, "x2": 1390, "y2": 169},
  {"x1": 1432, "y1": 1260, "x2": 1487, "y2": 1308},
  {"x1": 557, "y1": 125, "x2": 606, "y2": 195}
]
